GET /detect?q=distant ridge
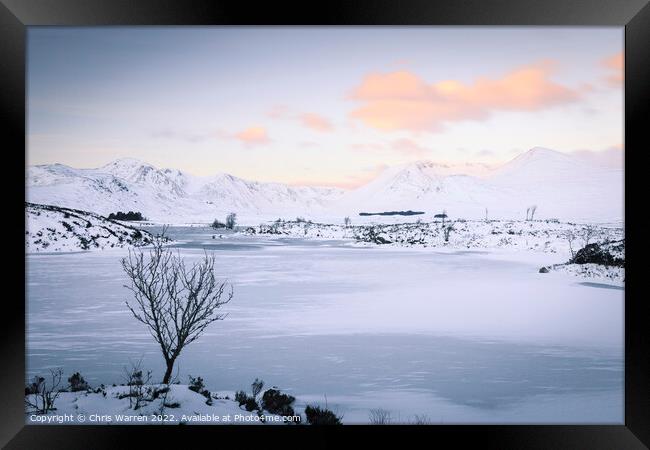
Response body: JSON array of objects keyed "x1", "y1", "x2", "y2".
[{"x1": 26, "y1": 147, "x2": 623, "y2": 223}]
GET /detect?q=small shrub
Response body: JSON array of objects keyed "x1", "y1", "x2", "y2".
[
  {"x1": 78, "y1": 237, "x2": 91, "y2": 250},
  {"x1": 122, "y1": 360, "x2": 152, "y2": 410},
  {"x1": 235, "y1": 390, "x2": 248, "y2": 406},
  {"x1": 24, "y1": 369, "x2": 64, "y2": 414},
  {"x1": 369, "y1": 408, "x2": 392, "y2": 425},
  {"x1": 251, "y1": 378, "x2": 264, "y2": 398},
  {"x1": 68, "y1": 372, "x2": 89, "y2": 392},
  {"x1": 226, "y1": 213, "x2": 237, "y2": 229},
  {"x1": 413, "y1": 414, "x2": 430, "y2": 425},
  {"x1": 211, "y1": 219, "x2": 226, "y2": 229},
  {"x1": 188, "y1": 376, "x2": 205, "y2": 394},
  {"x1": 244, "y1": 397, "x2": 259, "y2": 412},
  {"x1": 261, "y1": 388, "x2": 296, "y2": 416},
  {"x1": 152, "y1": 386, "x2": 170, "y2": 399},
  {"x1": 304, "y1": 405, "x2": 342, "y2": 425},
  {"x1": 188, "y1": 375, "x2": 212, "y2": 404}
]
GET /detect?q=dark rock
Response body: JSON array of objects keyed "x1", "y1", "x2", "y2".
[
  {"x1": 571, "y1": 240, "x2": 625, "y2": 267},
  {"x1": 539, "y1": 267, "x2": 549, "y2": 273},
  {"x1": 374, "y1": 236, "x2": 391, "y2": 244}
]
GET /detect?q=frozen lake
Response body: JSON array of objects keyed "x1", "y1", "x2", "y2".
[{"x1": 26, "y1": 226, "x2": 624, "y2": 424}]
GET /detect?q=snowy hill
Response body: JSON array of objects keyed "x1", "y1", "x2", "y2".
[
  {"x1": 27, "y1": 159, "x2": 344, "y2": 224},
  {"x1": 26, "y1": 202, "x2": 154, "y2": 252},
  {"x1": 334, "y1": 148, "x2": 623, "y2": 223},
  {"x1": 485, "y1": 147, "x2": 623, "y2": 222},
  {"x1": 26, "y1": 148, "x2": 623, "y2": 224},
  {"x1": 333, "y1": 161, "x2": 510, "y2": 220}
]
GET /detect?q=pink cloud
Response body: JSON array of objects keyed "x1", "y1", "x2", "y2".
[
  {"x1": 349, "y1": 142, "x2": 387, "y2": 152},
  {"x1": 290, "y1": 164, "x2": 388, "y2": 190},
  {"x1": 390, "y1": 138, "x2": 431, "y2": 157},
  {"x1": 350, "y1": 139, "x2": 431, "y2": 157},
  {"x1": 234, "y1": 126, "x2": 270, "y2": 146},
  {"x1": 571, "y1": 145, "x2": 623, "y2": 168},
  {"x1": 602, "y1": 52, "x2": 624, "y2": 86},
  {"x1": 299, "y1": 113, "x2": 334, "y2": 132},
  {"x1": 266, "y1": 105, "x2": 290, "y2": 119},
  {"x1": 349, "y1": 61, "x2": 580, "y2": 133},
  {"x1": 267, "y1": 106, "x2": 334, "y2": 133},
  {"x1": 334, "y1": 164, "x2": 389, "y2": 189}
]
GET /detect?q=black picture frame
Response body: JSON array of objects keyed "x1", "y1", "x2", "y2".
[{"x1": 3, "y1": 0, "x2": 648, "y2": 448}]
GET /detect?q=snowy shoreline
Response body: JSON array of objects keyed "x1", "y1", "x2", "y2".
[{"x1": 26, "y1": 384, "x2": 302, "y2": 425}]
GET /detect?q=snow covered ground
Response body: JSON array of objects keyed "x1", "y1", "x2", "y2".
[
  {"x1": 26, "y1": 203, "x2": 155, "y2": 252},
  {"x1": 26, "y1": 384, "x2": 302, "y2": 425},
  {"x1": 26, "y1": 226, "x2": 624, "y2": 424},
  {"x1": 247, "y1": 219, "x2": 624, "y2": 284}
]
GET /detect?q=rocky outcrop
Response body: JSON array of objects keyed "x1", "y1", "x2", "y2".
[{"x1": 571, "y1": 240, "x2": 625, "y2": 267}]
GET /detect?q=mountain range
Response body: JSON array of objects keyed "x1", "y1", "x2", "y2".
[{"x1": 26, "y1": 147, "x2": 623, "y2": 224}]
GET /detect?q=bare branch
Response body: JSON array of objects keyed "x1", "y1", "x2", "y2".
[{"x1": 122, "y1": 230, "x2": 232, "y2": 383}]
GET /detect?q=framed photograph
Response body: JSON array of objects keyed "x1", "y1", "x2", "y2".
[{"x1": 3, "y1": 0, "x2": 648, "y2": 447}]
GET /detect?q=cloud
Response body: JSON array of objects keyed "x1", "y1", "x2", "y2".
[
  {"x1": 350, "y1": 139, "x2": 432, "y2": 157},
  {"x1": 475, "y1": 149, "x2": 495, "y2": 157},
  {"x1": 267, "y1": 105, "x2": 290, "y2": 119},
  {"x1": 335, "y1": 164, "x2": 389, "y2": 189},
  {"x1": 349, "y1": 61, "x2": 580, "y2": 133},
  {"x1": 290, "y1": 163, "x2": 388, "y2": 190},
  {"x1": 233, "y1": 126, "x2": 270, "y2": 146},
  {"x1": 299, "y1": 141, "x2": 320, "y2": 149},
  {"x1": 268, "y1": 106, "x2": 334, "y2": 132},
  {"x1": 349, "y1": 142, "x2": 387, "y2": 152},
  {"x1": 299, "y1": 113, "x2": 334, "y2": 132},
  {"x1": 151, "y1": 128, "x2": 207, "y2": 143},
  {"x1": 602, "y1": 52, "x2": 624, "y2": 86},
  {"x1": 571, "y1": 145, "x2": 623, "y2": 168},
  {"x1": 390, "y1": 138, "x2": 431, "y2": 157}
]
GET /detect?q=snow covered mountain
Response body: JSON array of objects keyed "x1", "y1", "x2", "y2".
[
  {"x1": 27, "y1": 159, "x2": 344, "y2": 223},
  {"x1": 333, "y1": 147, "x2": 623, "y2": 222},
  {"x1": 26, "y1": 147, "x2": 623, "y2": 224}
]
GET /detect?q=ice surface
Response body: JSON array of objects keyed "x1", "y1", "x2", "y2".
[{"x1": 26, "y1": 227, "x2": 623, "y2": 424}]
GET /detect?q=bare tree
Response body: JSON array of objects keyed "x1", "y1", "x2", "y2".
[
  {"x1": 25, "y1": 368, "x2": 64, "y2": 414},
  {"x1": 580, "y1": 225, "x2": 597, "y2": 247},
  {"x1": 251, "y1": 378, "x2": 264, "y2": 398},
  {"x1": 485, "y1": 208, "x2": 488, "y2": 222},
  {"x1": 120, "y1": 358, "x2": 153, "y2": 410},
  {"x1": 369, "y1": 408, "x2": 392, "y2": 425},
  {"x1": 343, "y1": 216, "x2": 351, "y2": 227},
  {"x1": 443, "y1": 222, "x2": 455, "y2": 243},
  {"x1": 563, "y1": 230, "x2": 577, "y2": 259},
  {"x1": 413, "y1": 414, "x2": 430, "y2": 425},
  {"x1": 226, "y1": 213, "x2": 237, "y2": 229},
  {"x1": 529, "y1": 205, "x2": 537, "y2": 221},
  {"x1": 122, "y1": 233, "x2": 233, "y2": 384}
]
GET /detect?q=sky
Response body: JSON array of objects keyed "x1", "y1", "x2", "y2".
[{"x1": 27, "y1": 27, "x2": 624, "y2": 188}]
